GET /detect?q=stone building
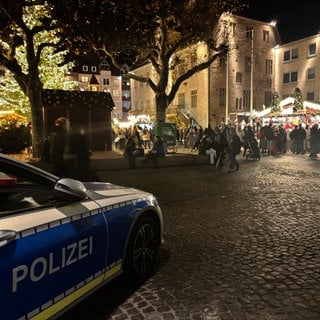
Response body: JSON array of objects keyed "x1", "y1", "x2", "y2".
[
  {"x1": 274, "y1": 34, "x2": 320, "y2": 102},
  {"x1": 130, "y1": 14, "x2": 282, "y2": 128}
]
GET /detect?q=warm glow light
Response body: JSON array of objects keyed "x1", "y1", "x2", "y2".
[{"x1": 270, "y1": 20, "x2": 277, "y2": 27}]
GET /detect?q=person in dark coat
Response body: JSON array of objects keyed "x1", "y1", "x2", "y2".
[
  {"x1": 50, "y1": 117, "x2": 70, "y2": 177},
  {"x1": 146, "y1": 136, "x2": 166, "y2": 168},
  {"x1": 124, "y1": 136, "x2": 137, "y2": 168},
  {"x1": 68, "y1": 127, "x2": 92, "y2": 181},
  {"x1": 295, "y1": 123, "x2": 306, "y2": 154},
  {"x1": 309, "y1": 123, "x2": 320, "y2": 159},
  {"x1": 228, "y1": 130, "x2": 241, "y2": 172}
]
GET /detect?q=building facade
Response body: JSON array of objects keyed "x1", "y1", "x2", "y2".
[
  {"x1": 274, "y1": 34, "x2": 320, "y2": 103},
  {"x1": 129, "y1": 13, "x2": 320, "y2": 128},
  {"x1": 68, "y1": 58, "x2": 131, "y2": 120},
  {"x1": 209, "y1": 14, "x2": 280, "y2": 126},
  {"x1": 69, "y1": 16, "x2": 320, "y2": 129}
]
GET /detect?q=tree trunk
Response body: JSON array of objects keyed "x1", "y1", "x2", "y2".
[
  {"x1": 155, "y1": 94, "x2": 168, "y2": 124},
  {"x1": 27, "y1": 82, "x2": 44, "y2": 159}
]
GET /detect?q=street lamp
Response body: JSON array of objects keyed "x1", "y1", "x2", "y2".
[
  {"x1": 225, "y1": 51, "x2": 229, "y2": 124},
  {"x1": 250, "y1": 28, "x2": 254, "y2": 124}
]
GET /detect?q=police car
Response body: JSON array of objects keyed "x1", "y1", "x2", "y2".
[{"x1": 0, "y1": 153, "x2": 164, "y2": 320}]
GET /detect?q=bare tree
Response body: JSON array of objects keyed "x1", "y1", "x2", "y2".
[{"x1": 56, "y1": 0, "x2": 246, "y2": 123}]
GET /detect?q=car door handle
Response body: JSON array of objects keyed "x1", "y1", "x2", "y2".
[{"x1": 0, "y1": 229, "x2": 17, "y2": 247}]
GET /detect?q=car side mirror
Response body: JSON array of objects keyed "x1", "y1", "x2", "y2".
[{"x1": 54, "y1": 178, "x2": 87, "y2": 201}]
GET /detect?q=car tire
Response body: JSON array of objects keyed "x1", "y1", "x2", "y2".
[{"x1": 123, "y1": 215, "x2": 160, "y2": 283}]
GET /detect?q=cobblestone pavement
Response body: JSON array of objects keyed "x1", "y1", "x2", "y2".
[{"x1": 60, "y1": 153, "x2": 320, "y2": 320}]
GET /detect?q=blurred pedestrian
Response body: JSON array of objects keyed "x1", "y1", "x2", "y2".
[
  {"x1": 50, "y1": 117, "x2": 70, "y2": 177},
  {"x1": 68, "y1": 127, "x2": 92, "y2": 181},
  {"x1": 124, "y1": 136, "x2": 137, "y2": 168},
  {"x1": 228, "y1": 130, "x2": 241, "y2": 172},
  {"x1": 146, "y1": 136, "x2": 166, "y2": 168}
]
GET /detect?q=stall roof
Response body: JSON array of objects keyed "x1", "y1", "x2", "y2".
[
  {"x1": 42, "y1": 89, "x2": 115, "y2": 110},
  {"x1": 280, "y1": 97, "x2": 320, "y2": 111}
]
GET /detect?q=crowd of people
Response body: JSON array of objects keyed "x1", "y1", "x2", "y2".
[
  {"x1": 112, "y1": 122, "x2": 244, "y2": 172},
  {"x1": 44, "y1": 116, "x2": 320, "y2": 178}
]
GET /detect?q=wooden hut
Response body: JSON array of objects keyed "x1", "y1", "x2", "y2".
[{"x1": 42, "y1": 89, "x2": 114, "y2": 151}]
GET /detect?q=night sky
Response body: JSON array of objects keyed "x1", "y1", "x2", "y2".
[{"x1": 242, "y1": 1, "x2": 320, "y2": 43}]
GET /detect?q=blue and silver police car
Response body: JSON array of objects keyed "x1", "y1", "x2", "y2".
[{"x1": 0, "y1": 153, "x2": 164, "y2": 320}]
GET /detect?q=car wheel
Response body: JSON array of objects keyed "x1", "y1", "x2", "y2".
[{"x1": 123, "y1": 215, "x2": 160, "y2": 282}]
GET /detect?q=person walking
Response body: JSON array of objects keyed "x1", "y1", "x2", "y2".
[
  {"x1": 309, "y1": 123, "x2": 320, "y2": 159},
  {"x1": 265, "y1": 123, "x2": 274, "y2": 155}
]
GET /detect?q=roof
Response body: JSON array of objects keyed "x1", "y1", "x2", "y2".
[
  {"x1": 42, "y1": 89, "x2": 115, "y2": 110},
  {"x1": 280, "y1": 96, "x2": 320, "y2": 111},
  {"x1": 90, "y1": 75, "x2": 99, "y2": 85}
]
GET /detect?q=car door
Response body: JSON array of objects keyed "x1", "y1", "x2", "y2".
[{"x1": 0, "y1": 167, "x2": 108, "y2": 320}]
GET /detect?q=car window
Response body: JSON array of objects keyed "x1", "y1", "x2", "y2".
[{"x1": 0, "y1": 170, "x2": 57, "y2": 215}]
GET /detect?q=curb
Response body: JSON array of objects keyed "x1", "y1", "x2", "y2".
[{"x1": 91, "y1": 153, "x2": 209, "y2": 171}]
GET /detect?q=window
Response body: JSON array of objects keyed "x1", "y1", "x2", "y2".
[
  {"x1": 178, "y1": 93, "x2": 185, "y2": 108},
  {"x1": 307, "y1": 67, "x2": 315, "y2": 80},
  {"x1": 0, "y1": 169, "x2": 56, "y2": 213},
  {"x1": 283, "y1": 73, "x2": 290, "y2": 84},
  {"x1": 81, "y1": 76, "x2": 89, "y2": 82},
  {"x1": 283, "y1": 71, "x2": 298, "y2": 84},
  {"x1": 307, "y1": 92, "x2": 315, "y2": 101},
  {"x1": 191, "y1": 90, "x2": 197, "y2": 108},
  {"x1": 243, "y1": 90, "x2": 250, "y2": 108},
  {"x1": 245, "y1": 56, "x2": 251, "y2": 73},
  {"x1": 284, "y1": 50, "x2": 290, "y2": 62},
  {"x1": 219, "y1": 88, "x2": 226, "y2": 107},
  {"x1": 99, "y1": 60, "x2": 110, "y2": 71},
  {"x1": 235, "y1": 97, "x2": 242, "y2": 110},
  {"x1": 266, "y1": 59, "x2": 273, "y2": 75},
  {"x1": 246, "y1": 28, "x2": 253, "y2": 40},
  {"x1": 284, "y1": 48, "x2": 298, "y2": 62},
  {"x1": 103, "y1": 78, "x2": 110, "y2": 85},
  {"x1": 308, "y1": 43, "x2": 316, "y2": 56},
  {"x1": 263, "y1": 30, "x2": 269, "y2": 42},
  {"x1": 236, "y1": 72, "x2": 242, "y2": 84},
  {"x1": 265, "y1": 91, "x2": 272, "y2": 107},
  {"x1": 82, "y1": 65, "x2": 88, "y2": 72},
  {"x1": 91, "y1": 66, "x2": 97, "y2": 72},
  {"x1": 291, "y1": 48, "x2": 298, "y2": 59},
  {"x1": 113, "y1": 90, "x2": 119, "y2": 96},
  {"x1": 291, "y1": 71, "x2": 298, "y2": 82},
  {"x1": 113, "y1": 79, "x2": 119, "y2": 86}
]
